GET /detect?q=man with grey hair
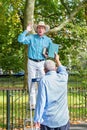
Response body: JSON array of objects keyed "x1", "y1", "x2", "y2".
[
  {"x1": 44, "y1": 60, "x2": 56, "y2": 72},
  {"x1": 34, "y1": 54, "x2": 70, "y2": 130}
]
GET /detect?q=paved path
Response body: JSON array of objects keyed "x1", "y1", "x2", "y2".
[
  {"x1": 70, "y1": 124, "x2": 87, "y2": 130},
  {"x1": 70, "y1": 126, "x2": 87, "y2": 130}
]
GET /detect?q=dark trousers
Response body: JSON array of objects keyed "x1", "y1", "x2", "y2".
[{"x1": 40, "y1": 121, "x2": 70, "y2": 130}]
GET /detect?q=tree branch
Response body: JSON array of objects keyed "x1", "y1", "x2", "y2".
[
  {"x1": 60, "y1": 0, "x2": 71, "y2": 15},
  {"x1": 46, "y1": 0, "x2": 87, "y2": 35}
]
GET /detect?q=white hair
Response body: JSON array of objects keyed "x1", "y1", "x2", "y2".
[{"x1": 44, "y1": 60, "x2": 56, "y2": 71}]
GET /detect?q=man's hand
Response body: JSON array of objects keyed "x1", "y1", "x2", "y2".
[
  {"x1": 54, "y1": 53, "x2": 61, "y2": 66},
  {"x1": 26, "y1": 24, "x2": 32, "y2": 32},
  {"x1": 34, "y1": 122, "x2": 40, "y2": 128},
  {"x1": 43, "y1": 48, "x2": 48, "y2": 58}
]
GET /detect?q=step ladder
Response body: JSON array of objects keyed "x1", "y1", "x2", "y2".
[{"x1": 24, "y1": 78, "x2": 40, "y2": 130}]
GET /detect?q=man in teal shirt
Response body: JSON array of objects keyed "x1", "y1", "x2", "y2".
[
  {"x1": 18, "y1": 21, "x2": 53, "y2": 109},
  {"x1": 34, "y1": 54, "x2": 70, "y2": 130}
]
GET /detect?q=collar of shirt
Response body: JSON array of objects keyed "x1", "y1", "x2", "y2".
[
  {"x1": 46, "y1": 71, "x2": 56, "y2": 75},
  {"x1": 36, "y1": 34, "x2": 46, "y2": 39}
]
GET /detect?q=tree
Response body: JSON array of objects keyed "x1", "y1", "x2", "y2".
[
  {"x1": 21, "y1": 0, "x2": 87, "y2": 88},
  {"x1": 23, "y1": 0, "x2": 35, "y2": 88},
  {"x1": 0, "y1": 0, "x2": 87, "y2": 88}
]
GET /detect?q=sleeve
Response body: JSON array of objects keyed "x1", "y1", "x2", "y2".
[
  {"x1": 34, "y1": 79, "x2": 46, "y2": 123},
  {"x1": 18, "y1": 30, "x2": 31, "y2": 44},
  {"x1": 57, "y1": 65, "x2": 68, "y2": 80}
]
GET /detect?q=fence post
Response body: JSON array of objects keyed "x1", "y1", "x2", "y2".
[{"x1": 7, "y1": 90, "x2": 10, "y2": 130}]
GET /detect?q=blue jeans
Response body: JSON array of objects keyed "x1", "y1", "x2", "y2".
[{"x1": 40, "y1": 121, "x2": 70, "y2": 130}]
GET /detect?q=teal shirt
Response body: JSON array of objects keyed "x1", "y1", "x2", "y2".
[
  {"x1": 34, "y1": 65, "x2": 69, "y2": 128},
  {"x1": 18, "y1": 30, "x2": 53, "y2": 60}
]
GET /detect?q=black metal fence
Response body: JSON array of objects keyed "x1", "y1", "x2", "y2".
[
  {"x1": 0, "y1": 73, "x2": 87, "y2": 129},
  {"x1": 0, "y1": 75, "x2": 28, "y2": 130},
  {"x1": 0, "y1": 88, "x2": 28, "y2": 130},
  {"x1": 68, "y1": 72, "x2": 87, "y2": 124}
]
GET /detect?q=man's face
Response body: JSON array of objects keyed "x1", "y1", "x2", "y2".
[{"x1": 37, "y1": 26, "x2": 46, "y2": 36}]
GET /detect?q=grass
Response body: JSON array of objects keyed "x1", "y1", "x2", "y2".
[{"x1": 0, "y1": 76, "x2": 24, "y2": 88}]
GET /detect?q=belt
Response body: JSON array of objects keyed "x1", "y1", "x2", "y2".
[{"x1": 29, "y1": 58, "x2": 45, "y2": 62}]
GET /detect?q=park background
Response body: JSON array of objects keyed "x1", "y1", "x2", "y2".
[{"x1": 0, "y1": 0, "x2": 87, "y2": 129}]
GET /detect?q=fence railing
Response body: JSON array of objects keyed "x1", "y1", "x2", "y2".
[
  {"x1": 68, "y1": 72, "x2": 87, "y2": 124},
  {"x1": 0, "y1": 88, "x2": 28, "y2": 130},
  {"x1": 0, "y1": 73, "x2": 87, "y2": 129}
]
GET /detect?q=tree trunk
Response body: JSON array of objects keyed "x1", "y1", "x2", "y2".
[
  {"x1": 23, "y1": 0, "x2": 35, "y2": 89},
  {"x1": 85, "y1": 5, "x2": 87, "y2": 25}
]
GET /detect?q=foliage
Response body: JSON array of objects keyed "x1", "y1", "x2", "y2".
[
  {"x1": 0, "y1": 0, "x2": 25, "y2": 73},
  {"x1": 0, "y1": 0, "x2": 87, "y2": 74}
]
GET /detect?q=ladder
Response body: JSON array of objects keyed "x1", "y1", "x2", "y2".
[{"x1": 24, "y1": 78, "x2": 40, "y2": 130}]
